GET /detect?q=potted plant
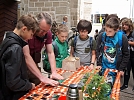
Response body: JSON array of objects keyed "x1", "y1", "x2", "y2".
[{"x1": 80, "y1": 72, "x2": 112, "y2": 100}]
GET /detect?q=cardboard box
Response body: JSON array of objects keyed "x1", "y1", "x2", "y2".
[{"x1": 62, "y1": 56, "x2": 80, "y2": 78}]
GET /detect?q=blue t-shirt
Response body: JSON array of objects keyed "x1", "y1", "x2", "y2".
[{"x1": 102, "y1": 32, "x2": 119, "y2": 76}]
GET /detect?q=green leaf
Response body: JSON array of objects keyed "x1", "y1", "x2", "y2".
[{"x1": 80, "y1": 72, "x2": 112, "y2": 100}]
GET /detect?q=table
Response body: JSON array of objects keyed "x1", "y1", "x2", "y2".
[{"x1": 19, "y1": 67, "x2": 120, "y2": 100}]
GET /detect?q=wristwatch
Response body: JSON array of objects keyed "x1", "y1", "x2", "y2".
[{"x1": 91, "y1": 63, "x2": 94, "y2": 65}]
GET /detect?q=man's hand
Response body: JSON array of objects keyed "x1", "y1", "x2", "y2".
[
  {"x1": 51, "y1": 72, "x2": 64, "y2": 80},
  {"x1": 120, "y1": 71, "x2": 124, "y2": 77},
  {"x1": 31, "y1": 83, "x2": 35, "y2": 90},
  {"x1": 40, "y1": 77, "x2": 59, "y2": 86}
]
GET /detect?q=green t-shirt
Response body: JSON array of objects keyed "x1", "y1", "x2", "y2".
[{"x1": 43, "y1": 37, "x2": 69, "y2": 71}]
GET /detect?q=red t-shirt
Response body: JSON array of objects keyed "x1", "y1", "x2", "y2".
[{"x1": 28, "y1": 31, "x2": 52, "y2": 56}]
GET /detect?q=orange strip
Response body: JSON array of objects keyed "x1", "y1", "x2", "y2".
[
  {"x1": 110, "y1": 72, "x2": 120, "y2": 99},
  {"x1": 83, "y1": 69, "x2": 99, "y2": 91},
  {"x1": 115, "y1": 72, "x2": 121, "y2": 100},
  {"x1": 104, "y1": 68, "x2": 109, "y2": 78}
]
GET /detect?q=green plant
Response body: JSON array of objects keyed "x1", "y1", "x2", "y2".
[{"x1": 82, "y1": 73, "x2": 111, "y2": 100}]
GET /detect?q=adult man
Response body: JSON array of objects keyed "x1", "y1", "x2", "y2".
[{"x1": 23, "y1": 12, "x2": 63, "y2": 86}]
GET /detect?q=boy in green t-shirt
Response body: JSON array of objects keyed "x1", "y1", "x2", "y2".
[{"x1": 43, "y1": 24, "x2": 69, "y2": 72}]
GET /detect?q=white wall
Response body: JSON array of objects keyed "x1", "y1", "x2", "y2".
[
  {"x1": 129, "y1": 0, "x2": 134, "y2": 21},
  {"x1": 92, "y1": 0, "x2": 130, "y2": 19},
  {"x1": 79, "y1": 0, "x2": 92, "y2": 21}
]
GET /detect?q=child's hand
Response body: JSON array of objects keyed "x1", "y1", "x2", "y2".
[
  {"x1": 119, "y1": 71, "x2": 124, "y2": 76},
  {"x1": 31, "y1": 83, "x2": 35, "y2": 90},
  {"x1": 96, "y1": 66, "x2": 102, "y2": 70},
  {"x1": 88, "y1": 64, "x2": 94, "y2": 71}
]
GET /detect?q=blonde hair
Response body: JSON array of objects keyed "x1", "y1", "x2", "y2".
[{"x1": 57, "y1": 24, "x2": 69, "y2": 34}]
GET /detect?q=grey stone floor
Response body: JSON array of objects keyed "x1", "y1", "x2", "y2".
[{"x1": 120, "y1": 72, "x2": 134, "y2": 100}]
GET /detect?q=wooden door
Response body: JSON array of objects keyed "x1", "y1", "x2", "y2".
[{"x1": 0, "y1": 0, "x2": 18, "y2": 43}]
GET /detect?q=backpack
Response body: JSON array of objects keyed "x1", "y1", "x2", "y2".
[
  {"x1": 52, "y1": 41, "x2": 59, "y2": 57},
  {"x1": 52, "y1": 40, "x2": 68, "y2": 57},
  {"x1": 0, "y1": 38, "x2": 20, "y2": 98},
  {"x1": 73, "y1": 36, "x2": 93, "y2": 51}
]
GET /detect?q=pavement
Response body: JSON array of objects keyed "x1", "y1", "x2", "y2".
[
  {"x1": 39, "y1": 23, "x2": 134, "y2": 100},
  {"x1": 120, "y1": 73, "x2": 134, "y2": 100}
]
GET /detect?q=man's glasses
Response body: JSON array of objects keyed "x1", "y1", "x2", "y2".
[{"x1": 39, "y1": 28, "x2": 48, "y2": 34}]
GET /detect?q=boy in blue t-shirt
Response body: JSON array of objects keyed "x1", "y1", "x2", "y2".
[{"x1": 96, "y1": 17, "x2": 130, "y2": 83}]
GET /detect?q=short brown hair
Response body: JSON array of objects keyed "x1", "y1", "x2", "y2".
[
  {"x1": 105, "y1": 17, "x2": 120, "y2": 30},
  {"x1": 57, "y1": 24, "x2": 69, "y2": 34},
  {"x1": 63, "y1": 16, "x2": 67, "y2": 21},
  {"x1": 16, "y1": 14, "x2": 38, "y2": 33},
  {"x1": 106, "y1": 14, "x2": 119, "y2": 22}
]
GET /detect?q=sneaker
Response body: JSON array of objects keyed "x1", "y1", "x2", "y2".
[{"x1": 120, "y1": 85, "x2": 128, "y2": 90}]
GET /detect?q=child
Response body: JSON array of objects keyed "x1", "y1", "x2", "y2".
[
  {"x1": 70, "y1": 19, "x2": 96, "y2": 70},
  {"x1": 99, "y1": 14, "x2": 119, "y2": 34},
  {"x1": 43, "y1": 24, "x2": 69, "y2": 72},
  {"x1": 62, "y1": 16, "x2": 68, "y2": 25},
  {"x1": 96, "y1": 17, "x2": 130, "y2": 84},
  {"x1": 0, "y1": 14, "x2": 38, "y2": 100}
]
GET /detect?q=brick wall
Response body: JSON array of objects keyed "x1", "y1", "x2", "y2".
[
  {"x1": 19, "y1": 0, "x2": 92, "y2": 28},
  {"x1": 19, "y1": 0, "x2": 71, "y2": 28}
]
